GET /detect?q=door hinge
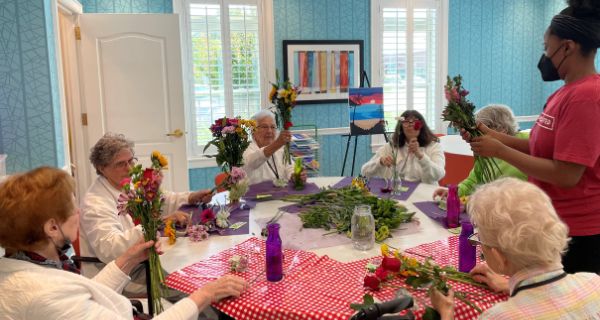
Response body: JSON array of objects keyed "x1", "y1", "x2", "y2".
[
  {"x1": 81, "y1": 113, "x2": 88, "y2": 126},
  {"x1": 74, "y1": 26, "x2": 81, "y2": 40}
]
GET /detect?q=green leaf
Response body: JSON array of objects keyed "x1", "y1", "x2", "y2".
[
  {"x1": 349, "y1": 294, "x2": 375, "y2": 311},
  {"x1": 423, "y1": 307, "x2": 441, "y2": 320},
  {"x1": 405, "y1": 275, "x2": 432, "y2": 288}
]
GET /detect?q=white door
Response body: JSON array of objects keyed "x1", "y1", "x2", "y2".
[{"x1": 79, "y1": 14, "x2": 188, "y2": 192}]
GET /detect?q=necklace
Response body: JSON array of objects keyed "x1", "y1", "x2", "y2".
[
  {"x1": 266, "y1": 155, "x2": 280, "y2": 180},
  {"x1": 510, "y1": 272, "x2": 567, "y2": 297}
]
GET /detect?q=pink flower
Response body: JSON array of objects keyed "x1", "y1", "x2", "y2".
[
  {"x1": 188, "y1": 225, "x2": 209, "y2": 242},
  {"x1": 200, "y1": 208, "x2": 215, "y2": 224},
  {"x1": 229, "y1": 167, "x2": 246, "y2": 184},
  {"x1": 222, "y1": 126, "x2": 236, "y2": 135},
  {"x1": 460, "y1": 89, "x2": 469, "y2": 96}
]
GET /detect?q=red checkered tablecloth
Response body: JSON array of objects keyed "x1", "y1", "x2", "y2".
[{"x1": 165, "y1": 237, "x2": 508, "y2": 319}]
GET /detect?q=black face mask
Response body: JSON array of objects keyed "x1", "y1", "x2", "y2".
[
  {"x1": 537, "y1": 44, "x2": 567, "y2": 82},
  {"x1": 53, "y1": 225, "x2": 72, "y2": 256}
]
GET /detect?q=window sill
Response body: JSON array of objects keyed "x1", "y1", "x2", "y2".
[{"x1": 188, "y1": 157, "x2": 217, "y2": 169}]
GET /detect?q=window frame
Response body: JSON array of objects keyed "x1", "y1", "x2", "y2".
[
  {"x1": 370, "y1": 0, "x2": 448, "y2": 152},
  {"x1": 174, "y1": 0, "x2": 275, "y2": 167}
]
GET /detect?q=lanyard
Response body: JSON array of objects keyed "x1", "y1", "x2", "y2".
[
  {"x1": 266, "y1": 155, "x2": 280, "y2": 180},
  {"x1": 510, "y1": 272, "x2": 567, "y2": 297}
]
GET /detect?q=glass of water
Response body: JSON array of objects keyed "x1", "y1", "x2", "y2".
[{"x1": 351, "y1": 205, "x2": 375, "y2": 250}]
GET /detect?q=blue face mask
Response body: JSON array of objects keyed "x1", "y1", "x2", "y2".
[{"x1": 537, "y1": 43, "x2": 567, "y2": 82}]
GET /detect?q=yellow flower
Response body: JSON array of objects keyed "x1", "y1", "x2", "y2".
[
  {"x1": 152, "y1": 150, "x2": 169, "y2": 168},
  {"x1": 134, "y1": 198, "x2": 143, "y2": 203},
  {"x1": 164, "y1": 219, "x2": 177, "y2": 245},
  {"x1": 235, "y1": 127, "x2": 243, "y2": 134},
  {"x1": 268, "y1": 86, "x2": 277, "y2": 101},
  {"x1": 393, "y1": 249, "x2": 402, "y2": 259},
  {"x1": 460, "y1": 196, "x2": 469, "y2": 205},
  {"x1": 380, "y1": 243, "x2": 390, "y2": 257}
]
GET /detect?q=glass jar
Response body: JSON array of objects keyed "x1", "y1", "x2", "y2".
[{"x1": 351, "y1": 205, "x2": 375, "y2": 250}]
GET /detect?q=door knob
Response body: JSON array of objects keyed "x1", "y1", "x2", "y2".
[{"x1": 166, "y1": 129, "x2": 185, "y2": 138}]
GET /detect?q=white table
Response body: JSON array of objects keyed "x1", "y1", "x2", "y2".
[{"x1": 160, "y1": 177, "x2": 451, "y2": 273}]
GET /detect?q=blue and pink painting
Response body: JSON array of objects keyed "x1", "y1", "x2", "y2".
[{"x1": 348, "y1": 87, "x2": 385, "y2": 135}]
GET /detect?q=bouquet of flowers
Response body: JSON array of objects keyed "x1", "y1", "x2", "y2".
[
  {"x1": 269, "y1": 70, "x2": 300, "y2": 164},
  {"x1": 357, "y1": 243, "x2": 489, "y2": 319},
  {"x1": 204, "y1": 117, "x2": 256, "y2": 172},
  {"x1": 117, "y1": 151, "x2": 169, "y2": 314},
  {"x1": 441, "y1": 75, "x2": 500, "y2": 183}
]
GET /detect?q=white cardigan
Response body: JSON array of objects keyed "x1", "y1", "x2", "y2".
[
  {"x1": 0, "y1": 258, "x2": 198, "y2": 319},
  {"x1": 79, "y1": 176, "x2": 190, "y2": 279},
  {"x1": 361, "y1": 142, "x2": 445, "y2": 185},
  {"x1": 242, "y1": 141, "x2": 294, "y2": 185}
]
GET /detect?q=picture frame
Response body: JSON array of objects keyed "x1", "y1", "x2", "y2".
[{"x1": 283, "y1": 40, "x2": 364, "y2": 104}]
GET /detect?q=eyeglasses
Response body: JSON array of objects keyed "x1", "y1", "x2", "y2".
[
  {"x1": 112, "y1": 157, "x2": 138, "y2": 169},
  {"x1": 401, "y1": 120, "x2": 419, "y2": 126},
  {"x1": 257, "y1": 125, "x2": 277, "y2": 131},
  {"x1": 468, "y1": 232, "x2": 487, "y2": 261},
  {"x1": 468, "y1": 232, "x2": 484, "y2": 246}
]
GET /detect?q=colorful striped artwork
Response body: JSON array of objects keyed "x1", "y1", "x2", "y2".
[{"x1": 293, "y1": 50, "x2": 355, "y2": 95}]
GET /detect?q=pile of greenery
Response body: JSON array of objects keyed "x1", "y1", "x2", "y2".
[{"x1": 283, "y1": 187, "x2": 415, "y2": 241}]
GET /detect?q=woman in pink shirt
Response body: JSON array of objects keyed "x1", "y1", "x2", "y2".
[{"x1": 468, "y1": 0, "x2": 600, "y2": 274}]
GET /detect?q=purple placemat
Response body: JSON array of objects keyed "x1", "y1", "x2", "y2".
[
  {"x1": 242, "y1": 180, "x2": 321, "y2": 201},
  {"x1": 177, "y1": 204, "x2": 250, "y2": 236},
  {"x1": 332, "y1": 177, "x2": 419, "y2": 201},
  {"x1": 413, "y1": 201, "x2": 469, "y2": 229}
]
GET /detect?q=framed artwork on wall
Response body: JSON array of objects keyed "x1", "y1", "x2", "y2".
[{"x1": 283, "y1": 40, "x2": 364, "y2": 104}]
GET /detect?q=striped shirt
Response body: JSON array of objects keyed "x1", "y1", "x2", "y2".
[{"x1": 481, "y1": 266, "x2": 600, "y2": 319}]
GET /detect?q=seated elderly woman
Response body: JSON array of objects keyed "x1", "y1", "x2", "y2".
[
  {"x1": 242, "y1": 110, "x2": 307, "y2": 185},
  {"x1": 431, "y1": 178, "x2": 600, "y2": 319},
  {"x1": 433, "y1": 104, "x2": 528, "y2": 198},
  {"x1": 361, "y1": 110, "x2": 445, "y2": 184},
  {"x1": 0, "y1": 167, "x2": 247, "y2": 319},
  {"x1": 80, "y1": 133, "x2": 213, "y2": 296}
]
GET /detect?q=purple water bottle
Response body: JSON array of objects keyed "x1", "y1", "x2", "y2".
[
  {"x1": 446, "y1": 184, "x2": 460, "y2": 228},
  {"x1": 266, "y1": 223, "x2": 283, "y2": 282},
  {"x1": 459, "y1": 221, "x2": 476, "y2": 272}
]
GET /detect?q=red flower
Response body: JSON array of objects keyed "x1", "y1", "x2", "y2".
[
  {"x1": 375, "y1": 266, "x2": 390, "y2": 280},
  {"x1": 284, "y1": 121, "x2": 294, "y2": 129},
  {"x1": 200, "y1": 208, "x2": 215, "y2": 224},
  {"x1": 143, "y1": 168, "x2": 155, "y2": 183},
  {"x1": 413, "y1": 120, "x2": 423, "y2": 131},
  {"x1": 363, "y1": 275, "x2": 381, "y2": 290},
  {"x1": 119, "y1": 177, "x2": 131, "y2": 188},
  {"x1": 382, "y1": 257, "x2": 401, "y2": 272}
]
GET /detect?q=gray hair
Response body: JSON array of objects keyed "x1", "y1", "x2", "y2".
[
  {"x1": 251, "y1": 110, "x2": 276, "y2": 123},
  {"x1": 476, "y1": 104, "x2": 518, "y2": 136},
  {"x1": 467, "y1": 178, "x2": 569, "y2": 270},
  {"x1": 89, "y1": 133, "x2": 134, "y2": 175}
]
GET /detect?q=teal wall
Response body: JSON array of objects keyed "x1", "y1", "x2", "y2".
[
  {"x1": 3, "y1": 0, "x2": 598, "y2": 189},
  {"x1": 80, "y1": 0, "x2": 172, "y2": 13},
  {"x1": 0, "y1": 0, "x2": 64, "y2": 173}
]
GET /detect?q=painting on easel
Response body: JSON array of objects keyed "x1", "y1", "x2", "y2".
[{"x1": 348, "y1": 87, "x2": 385, "y2": 136}]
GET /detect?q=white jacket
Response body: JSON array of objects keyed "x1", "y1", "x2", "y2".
[
  {"x1": 242, "y1": 141, "x2": 294, "y2": 185},
  {"x1": 0, "y1": 258, "x2": 198, "y2": 319},
  {"x1": 79, "y1": 176, "x2": 190, "y2": 279},
  {"x1": 361, "y1": 142, "x2": 445, "y2": 185}
]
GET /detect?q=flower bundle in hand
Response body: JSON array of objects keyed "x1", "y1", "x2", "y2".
[
  {"x1": 204, "y1": 117, "x2": 256, "y2": 172},
  {"x1": 269, "y1": 70, "x2": 300, "y2": 164},
  {"x1": 442, "y1": 75, "x2": 500, "y2": 183},
  {"x1": 117, "y1": 151, "x2": 169, "y2": 314}
]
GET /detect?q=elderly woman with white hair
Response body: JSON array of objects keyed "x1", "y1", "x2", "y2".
[
  {"x1": 433, "y1": 104, "x2": 528, "y2": 198},
  {"x1": 80, "y1": 133, "x2": 213, "y2": 297},
  {"x1": 430, "y1": 178, "x2": 600, "y2": 319},
  {"x1": 242, "y1": 110, "x2": 306, "y2": 185}
]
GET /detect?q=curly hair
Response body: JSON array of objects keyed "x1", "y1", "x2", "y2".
[
  {"x1": 391, "y1": 110, "x2": 439, "y2": 148},
  {"x1": 468, "y1": 178, "x2": 569, "y2": 270},
  {"x1": 89, "y1": 133, "x2": 134, "y2": 175},
  {"x1": 0, "y1": 167, "x2": 75, "y2": 251}
]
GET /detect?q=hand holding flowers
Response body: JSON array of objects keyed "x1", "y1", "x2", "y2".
[
  {"x1": 204, "y1": 117, "x2": 256, "y2": 172},
  {"x1": 441, "y1": 75, "x2": 500, "y2": 182},
  {"x1": 269, "y1": 71, "x2": 300, "y2": 164},
  {"x1": 117, "y1": 150, "x2": 170, "y2": 314}
]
